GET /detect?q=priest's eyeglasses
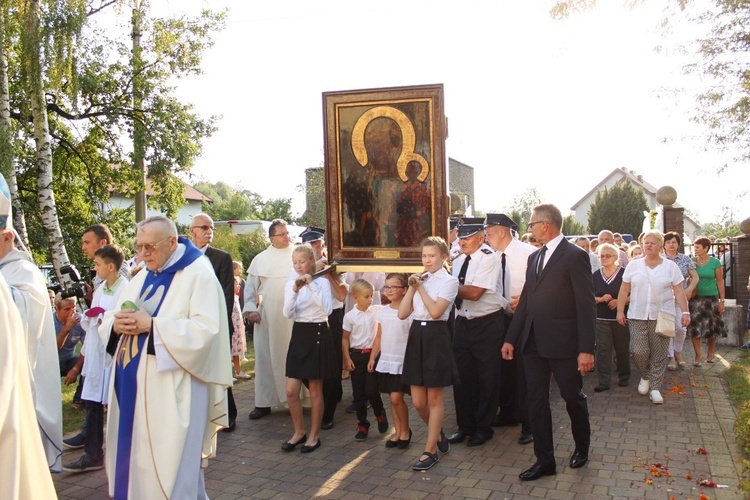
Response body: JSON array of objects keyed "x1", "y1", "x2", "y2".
[{"x1": 134, "y1": 237, "x2": 170, "y2": 254}]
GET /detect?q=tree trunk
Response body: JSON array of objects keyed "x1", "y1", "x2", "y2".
[
  {"x1": 25, "y1": 0, "x2": 69, "y2": 276},
  {"x1": 0, "y1": 6, "x2": 30, "y2": 247}
]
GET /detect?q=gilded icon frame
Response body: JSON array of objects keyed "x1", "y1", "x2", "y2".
[{"x1": 323, "y1": 84, "x2": 448, "y2": 270}]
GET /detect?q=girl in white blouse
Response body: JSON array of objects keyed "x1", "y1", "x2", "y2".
[
  {"x1": 281, "y1": 244, "x2": 335, "y2": 454},
  {"x1": 398, "y1": 237, "x2": 459, "y2": 471}
]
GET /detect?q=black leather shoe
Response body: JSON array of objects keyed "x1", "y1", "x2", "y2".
[
  {"x1": 593, "y1": 385, "x2": 610, "y2": 393},
  {"x1": 321, "y1": 421, "x2": 334, "y2": 430},
  {"x1": 447, "y1": 429, "x2": 470, "y2": 444},
  {"x1": 518, "y1": 433, "x2": 533, "y2": 445},
  {"x1": 519, "y1": 462, "x2": 556, "y2": 481},
  {"x1": 412, "y1": 451, "x2": 439, "y2": 471},
  {"x1": 569, "y1": 450, "x2": 589, "y2": 469},
  {"x1": 249, "y1": 407, "x2": 271, "y2": 420},
  {"x1": 300, "y1": 439, "x2": 321, "y2": 454},
  {"x1": 281, "y1": 434, "x2": 307, "y2": 452},
  {"x1": 385, "y1": 439, "x2": 399, "y2": 448},
  {"x1": 397, "y1": 429, "x2": 413, "y2": 449},
  {"x1": 221, "y1": 420, "x2": 236, "y2": 433},
  {"x1": 467, "y1": 433, "x2": 491, "y2": 447}
]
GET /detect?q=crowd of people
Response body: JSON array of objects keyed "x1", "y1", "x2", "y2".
[{"x1": 1, "y1": 165, "x2": 745, "y2": 497}]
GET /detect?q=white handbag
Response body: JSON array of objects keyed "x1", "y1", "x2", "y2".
[{"x1": 648, "y1": 270, "x2": 676, "y2": 338}]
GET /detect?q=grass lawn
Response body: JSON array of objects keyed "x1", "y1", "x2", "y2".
[
  {"x1": 724, "y1": 350, "x2": 750, "y2": 493},
  {"x1": 60, "y1": 340, "x2": 256, "y2": 436}
]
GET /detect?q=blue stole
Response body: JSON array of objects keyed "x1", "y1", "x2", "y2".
[{"x1": 113, "y1": 237, "x2": 202, "y2": 499}]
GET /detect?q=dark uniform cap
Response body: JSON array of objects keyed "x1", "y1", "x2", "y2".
[
  {"x1": 449, "y1": 217, "x2": 461, "y2": 231},
  {"x1": 484, "y1": 213, "x2": 519, "y2": 232},
  {"x1": 300, "y1": 226, "x2": 325, "y2": 243},
  {"x1": 457, "y1": 224, "x2": 484, "y2": 239},
  {"x1": 459, "y1": 217, "x2": 485, "y2": 225}
]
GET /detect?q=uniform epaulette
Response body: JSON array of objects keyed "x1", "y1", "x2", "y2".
[{"x1": 481, "y1": 248, "x2": 493, "y2": 255}]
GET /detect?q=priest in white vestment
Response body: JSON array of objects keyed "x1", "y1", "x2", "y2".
[
  {"x1": 244, "y1": 219, "x2": 295, "y2": 418},
  {"x1": 0, "y1": 272, "x2": 58, "y2": 499},
  {"x1": 101, "y1": 215, "x2": 232, "y2": 499},
  {"x1": 0, "y1": 175, "x2": 63, "y2": 473}
]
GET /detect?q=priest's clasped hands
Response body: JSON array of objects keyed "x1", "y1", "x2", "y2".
[{"x1": 113, "y1": 309, "x2": 153, "y2": 335}]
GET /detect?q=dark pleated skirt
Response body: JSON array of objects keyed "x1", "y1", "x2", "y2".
[
  {"x1": 377, "y1": 372, "x2": 411, "y2": 395},
  {"x1": 286, "y1": 321, "x2": 338, "y2": 380},
  {"x1": 402, "y1": 320, "x2": 459, "y2": 388}
]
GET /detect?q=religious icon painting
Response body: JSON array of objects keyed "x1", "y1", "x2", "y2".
[{"x1": 323, "y1": 84, "x2": 448, "y2": 270}]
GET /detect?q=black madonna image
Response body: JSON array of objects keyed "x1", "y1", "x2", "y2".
[{"x1": 323, "y1": 84, "x2": 447, "y2": 265}]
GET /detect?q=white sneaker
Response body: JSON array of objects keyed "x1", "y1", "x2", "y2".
[
  {"x1": 649, "y1": 390, "x2": 664, "y2": 404},
  {"x1": 638, "y1": 378, "x2": 650, "y2": 395}
]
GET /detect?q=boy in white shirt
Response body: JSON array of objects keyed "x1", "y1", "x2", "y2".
[
  {"x1": 342, "y1": 279, "x2": 388, "y2": 440},
  {"x1": 62, "y1": 245, "x2": 128, "y2": 472}
]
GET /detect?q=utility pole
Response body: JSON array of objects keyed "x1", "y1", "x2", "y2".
[{"x1": 132, "y1": 2, "x2": 146, "y2": 222}]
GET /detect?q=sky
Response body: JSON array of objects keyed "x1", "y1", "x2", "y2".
[{"x1": 148, "y1": 0, "x2": 747, "y2": 226}]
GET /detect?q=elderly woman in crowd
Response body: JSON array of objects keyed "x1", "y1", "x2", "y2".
[
  {"x1": 617, "y1": 230, "x2": 690, "y2": 404},
  {"x1": 688, "y1": 237, "x2": 727, "y2": 365},
  {"x1": 663, "y1": 231, "x2": 698, "y2": 369},
  {"x1": 593, "y1": 243, "x2": 629, "y2": 392}
]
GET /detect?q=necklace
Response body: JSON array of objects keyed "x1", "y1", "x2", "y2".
[{"x1": 696, "y1": 254, "x2": 709, "y2": 265}]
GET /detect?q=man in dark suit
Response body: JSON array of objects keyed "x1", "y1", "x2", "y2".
[
  {"x1": 191, "y1": 213, "x2": 238, "y2": 432},
  {"x1": 501, "y1": 204, "x2": 596, "y2": 481}
]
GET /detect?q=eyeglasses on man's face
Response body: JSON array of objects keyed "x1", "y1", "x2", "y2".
[
  {"x1": 134, "y1": 236, "x2": 171, "y2": 254},
  {"x1": 191, "y1": 225, "x2": 214, "y2": 231},
  {"x1": 382, "y1": 286, "x2": 407, "y2": 291},
  {"x1": 270, "y1": 231, "x2": 290, "y2": 238},
  {"x1": 527, "y1": 220, "x2": 547, "y2": 229}
]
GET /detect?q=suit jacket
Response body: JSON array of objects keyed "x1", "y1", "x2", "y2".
[
  {"x1": 205, "y1": 245, "x2": 236, "y2": 337},
  {"x1": 505, "y1": 237, "x2": 595, "y2": 359}
]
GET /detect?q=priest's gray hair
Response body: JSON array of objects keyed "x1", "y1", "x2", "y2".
[{"x1": 137, "y1": 215, "x2": 178, "y2": 237}]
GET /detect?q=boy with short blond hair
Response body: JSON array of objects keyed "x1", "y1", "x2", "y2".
[{"x1": 342, "y1": 278, "x2": 388, "y2": 440}]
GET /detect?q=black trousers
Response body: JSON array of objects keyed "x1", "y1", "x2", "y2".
[
  {"x1": 523, "y1": 331, "x2": 590, "y2": 467},
  {"x1": 452, "y1": 310, "x2": 503, "y2": 436},
  {"x1": 349, "y1": 350, "x2": 385, "y2": 424},
  {"x1": 497, "y1": 314, "x2": 531, "y2": 434},
  {"x1": 82, "y1": 400, "x2": 104, "y2": 461},
  {"x1": 322, "y1": 308, "x2": 344, "y2": 423}
]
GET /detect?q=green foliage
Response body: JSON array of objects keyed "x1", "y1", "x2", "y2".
[
  {"x1": 195, "y1": 180, "x2": 298, "y2": 223},
  {"x1": 208, "y1": 226, "x2": 270, "y2": 271},
  {"x1": 724, "y1": 352, "x2": 750, "y2": 494},
  {"x1": 563, "y1": 214, "x2": 587, "y2": 236},
  {"x1": 587, "y1": 179, "x2": 648, "y2": 236}
]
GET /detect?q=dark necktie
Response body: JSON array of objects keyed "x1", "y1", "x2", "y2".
[
  {"x1": 455, "y1": 255, "x2": 471, "y2": 309},
  {"x1": 501, "y1": 253, "x2": 507, "y2": 300},
  {"x1": 536, "y1": 245, "x2": 547, "y2": 279}
]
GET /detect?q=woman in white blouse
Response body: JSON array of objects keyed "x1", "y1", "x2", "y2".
[{"x1": 616, "y1": 230, "x2": 690, "y2": 404}]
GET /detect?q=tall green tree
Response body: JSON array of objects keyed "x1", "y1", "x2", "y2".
[
  {"x1": 7, "y1": 3, "x2": 225, "y2": 272},
  {"x1": 587, "y1": 179, "x2": 648, "y2": 236}
]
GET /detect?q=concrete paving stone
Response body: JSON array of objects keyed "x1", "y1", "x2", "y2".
[
  {"x1": 387, "y1": 488, "x2": 429, "y2": 500},
  {"x1": 52, "y1": 345, "x2": 747, "y2": 499}
]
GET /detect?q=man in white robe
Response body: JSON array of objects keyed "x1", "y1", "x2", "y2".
[
  {"x1": 101, "y1": 215, "x2": 232, "y2": 499},
  {"x1": 0, "y1": 183, "x2": 63, "y2": 473},
  {"x1": 244, "y1": 219, "x2": 295, "y2": 419},
  {"x1": 0, "y1": 272, "x2": 58, "y2": 499}
]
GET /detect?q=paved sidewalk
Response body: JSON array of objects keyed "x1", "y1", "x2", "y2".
[{"x1": 54, "y1": 345, "x2": 747, "y2": 499}]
